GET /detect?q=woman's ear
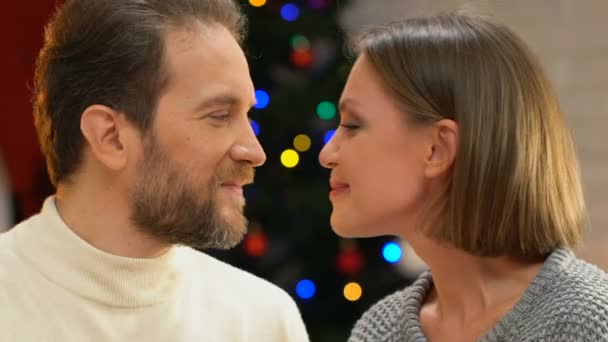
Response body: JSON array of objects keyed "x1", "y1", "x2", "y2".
[
  {"x1": 424, "y1": 119, "x2": 459, "y2": 179},
  {"x1": 80, "y1": 105, "x2": 129, "y2": 171}
]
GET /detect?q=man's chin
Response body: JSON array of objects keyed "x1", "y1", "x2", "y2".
[
  {"x1": 197, "y1": 230, "x2": 246, "y2": 250},
  {"x1": 219, "y1": 206, "x2": 248, "y2": 228},
  {"x1": 196, "y1": 218, "x2": 248, "y2": 250},
  {"x1": 217, "y1": 232, "x2": 246, "y2": 250},
  {"x1": 225, "y1": 217, "x2": 249, "y2": 245}
]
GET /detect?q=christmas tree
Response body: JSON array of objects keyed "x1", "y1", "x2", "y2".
[{"x1": 209, "y1": 1, "x2": 423, "y2": 340}]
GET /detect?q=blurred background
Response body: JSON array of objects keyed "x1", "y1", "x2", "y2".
[{"x1": 1, "y1": 0, "x2": 606, "y2": 340}]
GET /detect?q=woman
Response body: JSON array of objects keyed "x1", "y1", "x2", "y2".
[{"x1": 319, "y1": 13, "x2": 608, "y2": 342}]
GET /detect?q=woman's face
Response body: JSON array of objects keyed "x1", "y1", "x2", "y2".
[{"x1": 319, "y1": 55, "x2": 436, "y2": 238}]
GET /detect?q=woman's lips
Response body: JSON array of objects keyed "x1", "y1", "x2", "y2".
[{"x1": 329, "y1": 181, "x2": 350, "y2": 198}]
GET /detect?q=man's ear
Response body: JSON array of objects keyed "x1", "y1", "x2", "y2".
[
  {"x1": 80, "y1": 105, "x2": 130, "y2": 171},
  {"x1": 423, "y1": 119, "x2": 459, "y2": 179}
]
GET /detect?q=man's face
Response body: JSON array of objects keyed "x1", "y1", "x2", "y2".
[{"x1": 129, "y1": 23, "x2": 266, "y2": 250}]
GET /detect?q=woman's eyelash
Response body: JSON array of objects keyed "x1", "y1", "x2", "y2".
[{"x1": 340, "y1": 124, "x2": 360, "y2": 130}]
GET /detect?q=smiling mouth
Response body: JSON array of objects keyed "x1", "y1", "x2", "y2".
[
  {"x1": 220, "y1": 182, "x2": 247, "y2": 196},
  {"x1": 329, "y1": 183, "x2": 350, "y2": 198}
]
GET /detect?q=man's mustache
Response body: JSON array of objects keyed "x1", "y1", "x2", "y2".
[{"x1": 217, "y1": 163, "x2": 255, "y2": 185}]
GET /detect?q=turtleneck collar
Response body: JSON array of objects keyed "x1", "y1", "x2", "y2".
[{"x1": 13, "y1": 197, "x2": 185, "y2": 308}]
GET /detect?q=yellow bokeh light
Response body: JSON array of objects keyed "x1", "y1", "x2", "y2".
[
  {"x1": 281, "y1": 149, "x2": 300, "y2": 168},
  {"x1": 343, "y1": 282, "x2": 362, "y2": 302},
  {"x1": 249, "y1": 0, "x2": 267, "y2": 7},
  {"x1": 293, "y1": 134, "x2": 312, "y2": 152}
]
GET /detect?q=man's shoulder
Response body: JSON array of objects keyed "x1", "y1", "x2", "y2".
[
  {"x1": 0, "y1": 216, "x2": 38, "y2": 262},
  {"x1": 0, "y1": 229, "x2": 13, "y2": 247},
  {"x1": 0, "y1": 224, "x2": 32, "y2": 302},
  {"x1": 0, "y1": 227, "x2": 22, "y2": 272},
  {"x1": 177, "y1": 247, "x2": 296, "y2": 303},
  {"x1": 176, "y1": 247, "x2": 309, "y2": 340}
]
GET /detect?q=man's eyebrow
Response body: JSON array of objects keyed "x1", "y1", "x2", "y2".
[{"x1": 194, "y1": 94, "x2": 256, "y2": 112}]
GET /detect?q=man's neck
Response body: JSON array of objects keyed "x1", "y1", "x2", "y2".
[{"x1": 55, "y1": 182, "x2": 171, "y2": 259}]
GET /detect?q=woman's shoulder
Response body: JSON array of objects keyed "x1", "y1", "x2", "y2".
[
  {"x1": 525, "y1": 248, "x2": 608, "y2": 315},
  {"x1": 348, "y1": 272, "x2": 432, "y2": 342},
  {"x1": 513, "y1": 249, "x2": 608, "y2": 340},
  {"x1": 543, "y1": 248, "x2": 608, "y2": 298},
  {"x1": 347, "y1": 287, "x2": 413, "y2": 342}
]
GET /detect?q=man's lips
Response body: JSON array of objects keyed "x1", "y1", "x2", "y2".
[{"x1": 220, "y1": 181, "x2": 252, "y2": 195}]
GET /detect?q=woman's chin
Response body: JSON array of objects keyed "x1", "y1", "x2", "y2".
[{"x1": 330, "y1": 215, "x2": 380, "y2": 238}]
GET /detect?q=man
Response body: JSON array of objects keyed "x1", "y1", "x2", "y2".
[{"x1": 0, "y1": 0, "x2": 309, "y2": 341}]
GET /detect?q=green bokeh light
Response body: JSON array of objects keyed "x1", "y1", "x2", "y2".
[
  {"x1": 317, "y1": 101, "x2": 336, "y2": 120},
  {"x1": 290, "y1": 35, "x2": 311, "y2": 51}
]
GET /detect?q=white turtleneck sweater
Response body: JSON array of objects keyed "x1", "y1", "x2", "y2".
[{"x1": 0, "y1": 197, "x2": 309, "y2": 342}]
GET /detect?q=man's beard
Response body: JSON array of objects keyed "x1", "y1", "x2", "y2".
[{"x1": 129, "y1": 134, "x2": 254, "y2": 250}]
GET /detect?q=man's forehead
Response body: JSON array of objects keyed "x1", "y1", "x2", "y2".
[
  {"x1": 163, "y1": 22, "x2": 233, "y2": 53},
  {"x1": 158, "y1": 22, "x2": 253, "y2": 106}
]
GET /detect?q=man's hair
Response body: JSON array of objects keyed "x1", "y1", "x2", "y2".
[
  {"x1": 356, "y1": 13, "x2": 585, "y2": 258},
  {"x1": 34, "y1": 0, "x2": 246, "y2": 186}
]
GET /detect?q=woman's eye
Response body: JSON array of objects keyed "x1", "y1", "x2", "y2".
[{"x1": 340, "y1": 124, "x2": 360, "y2": 130}]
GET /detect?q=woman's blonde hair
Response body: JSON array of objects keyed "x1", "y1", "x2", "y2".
[{"x1": 357, "y1": 13, "x2": 585, "y2": 258}]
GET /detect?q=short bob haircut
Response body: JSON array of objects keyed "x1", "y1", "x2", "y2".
[{"x1": 355, "y1": 13, "x2": 585, "y2": 259}]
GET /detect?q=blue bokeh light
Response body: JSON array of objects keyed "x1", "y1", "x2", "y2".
[
  {"x1": 323, "y1": 129, "x2": 336, "y2": 144},
  {"x1": 281, "y1": 3, "x2": 300, "y2": 22},
  {"x1": 254, "y1": 90, "x2": 270, "y2": 109},
  {"x1": 296, "y1": 279, "x2": 316, "y2": 299},
  {"x1": 250, "y1": 119, "x2": 260, "y2": 136},
  {"x1": 382, "y1": 242, "x2": 402, "y2": 263}
]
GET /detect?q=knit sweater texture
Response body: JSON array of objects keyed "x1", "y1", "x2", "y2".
[
  {"x1": 349, "y1": 248, "x2": 608, "y2": 341},
  {"x1": 0, "y1": 197, "x2": 310, "y2": 341}
]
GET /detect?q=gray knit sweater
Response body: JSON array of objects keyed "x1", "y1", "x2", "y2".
[{"x1": 349, "y1": 248, "x2": 608, "y2": 341}]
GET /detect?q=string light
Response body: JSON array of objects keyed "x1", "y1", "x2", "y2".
[
  {"x1": 293, "y1": 134, "x2": 311, "y2": 152},
  {"x1": 254, "y1": 90, "x2": 270, "y2": 109},
  {"x1": 291, "y1": 49, "x2": 314, "y2": 68},
  {"x1": 337, "y1": 248, "x2": 364, "y2": 275},
  {"x1": 290, "y1": 35, "x2": 311, "y2": 51},
  {"x1": 243, "y1": 230, "x2": 268, "y2": 257},
  {"x1": 281, "y1": 149, "x2": 300, "y2": 168},
  {"x1": 323, "y1": 130, "x2": 336, "y2": 144},
  {"x1": 382, "y1": 242, "x2": 402, "y2": 263},
  {"x1": 248, "y1": 0, "x2": 266, "y2": 7},
  {"x1": 281, "y1": 3, "x2": 300, "y2": 22},
  {"x1": 250, "y1": 119, "x2": 260, "y2": 136},
  {"x1": 343, "y1": 282, "x2": 363, "y2": 302},
  {"x1": 296, "y1": 279, "x2": 316, "y2": 299},
  {"x1": 317, "y1": 101, "x2": 336, "y2": 120}
]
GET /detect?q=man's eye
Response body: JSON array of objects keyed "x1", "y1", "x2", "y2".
[{"x1": 209, "y1": 113, "x2": 230, "y2": 122}]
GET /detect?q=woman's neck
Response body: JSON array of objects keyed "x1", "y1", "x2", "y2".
[{"x1": 406, "y1": 229, "x2": 546, "y2": 323}]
